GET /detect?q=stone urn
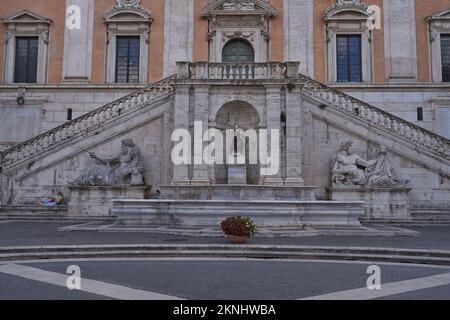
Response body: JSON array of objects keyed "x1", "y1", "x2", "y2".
[{"x1": 227, "y1": 235, "x2": 250, "y2": 244}]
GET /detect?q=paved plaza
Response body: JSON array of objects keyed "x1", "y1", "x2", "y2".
[{"x1": 0, "y1": 221, "x2": 449, "y2": 300}]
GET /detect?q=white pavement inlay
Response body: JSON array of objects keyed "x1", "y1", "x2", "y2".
[
  {"x1": 0, "y1": 263, "x2": 184, "y2": 300},
  {"x1": 301, "y1": 272, "x2": 450, "y2": 300}
]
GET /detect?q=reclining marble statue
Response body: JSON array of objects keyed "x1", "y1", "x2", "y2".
[
  {"x1": 70, "y1": 138, "x2": 145, "y2": 186},
  {"x1": 331, "y1": 140, "x2": 408, "y2": 188}
]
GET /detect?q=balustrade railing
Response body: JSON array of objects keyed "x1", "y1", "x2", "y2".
[
  {"x1": 178, "y1": 62, "x2": 298, "y2": 80},
  {"x1": 299, "y1": 74, "x2": 450, "y2": 160},
  {"x1": 0, "y1": 76, "x2": 176, "y2": 168}
]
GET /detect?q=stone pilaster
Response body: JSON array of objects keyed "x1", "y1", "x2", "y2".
[
  {"x1": 62, "y1": 0, "x2": 94, "y2": 83},
  {"x1": 383, "y1": 0, "x2": 417, "y2": 82},
  {"x1": 284, "y1": 86, "x2": 304, "y2": 186},
  {"x1": 163, "y1": 0, "x2": 195, "y2": 77},
  {"x1": 171, "y1": 85, "x2": 191, "y2": 185},
  {"x1": 262, "y1": 84, "x2": 284, "y2": 186},
  {"x1": 283, "y1": 0, "x2": 313, "y2": 76},
  {"x1": 191, "y1": 85, "x2": 211, "y2": 185}
]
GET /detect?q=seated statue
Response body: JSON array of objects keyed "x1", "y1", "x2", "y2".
[
  {"x1": 332, "y1": 140, "x2": 408, "y2": 188},
  {"x1": 362, "y1": 145, "x2": 409, "y2": 188},
  {"x1": 331, "y1": 140, "x2": 368, "y2": 186},
  {"x1": 70, "y1": 138, "x2": 144, "y2": 186}
]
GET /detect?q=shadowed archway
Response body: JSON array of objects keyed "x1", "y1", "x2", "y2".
[{"x1": 214, "y1": 101, "x2": 260, "y2": 184}]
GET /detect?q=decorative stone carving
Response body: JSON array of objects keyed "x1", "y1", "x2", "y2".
[
  {"x1": 114, "y1": 0, "x2": 142, "y2": 9},
  {"x1": 223, "y1": 31, "x2": 254, "y2": 43},
  {"x1": 328, "y1": 0, "x2": 366, "y2": 13},
  {"x1": 70, "y1": 139, "x2": 145, "y2": 186},
  {"x1": 223, "y1": 0, "x2": 256, "y2": 11},
  {"x1": 337, "y1": 0, "x2": 361, "y2": 6},
  {"x1": 331, "y1": 141, "x2": 408, "y2": 188}
]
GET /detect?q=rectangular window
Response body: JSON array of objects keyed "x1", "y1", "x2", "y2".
[
  {"x1": 417, "y1": 107, "x2": 423, "y2": 122},
  {"x1": 337, "y1": 35, "x2": 362, "y2": 83},
  {"x1": 441, "y1": 35, "x2": 450, "y2": 82},
  {"x1": 115, "y1": 36, "x2": 140, "y2": 84},
  {"x1": 14, "y1": 37, "x2": 39, "y2": 83},
  {"x1": 67, "y1": 108, "x2": 73, "y2": 121}
]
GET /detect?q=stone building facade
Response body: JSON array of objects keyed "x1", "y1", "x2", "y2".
[{"x1": 0, "y1": 0, "x2": 449, "y2": 219}]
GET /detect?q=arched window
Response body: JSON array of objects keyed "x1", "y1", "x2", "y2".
[{"x1": 222, "y1": 40, "x2": 255, "y2": 63}]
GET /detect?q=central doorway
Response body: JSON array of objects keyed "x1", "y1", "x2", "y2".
[{"x1": 222, "y1": 39, "x2": 255, "y2": 63}]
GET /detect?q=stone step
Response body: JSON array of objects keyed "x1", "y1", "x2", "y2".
[
  {"x1": 0, "y1": 205, "x2": 68, "y2": 216},
  {"x1": 411, "y1": 207, "x2": 450, "y2": 215},
  {"x1": 1, "y1": 244, "x2": 449, "y2": 265}
]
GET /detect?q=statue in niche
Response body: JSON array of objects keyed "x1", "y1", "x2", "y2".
[
  {"x1": 70, "y1": 138, "x2": 145, "y2": 186},
  {"x1": 228, "y1": 114, "x2": 245, "y2": 157},
  {"x1": 331, "y1": 140, "x2": 408, "y2": 188}
]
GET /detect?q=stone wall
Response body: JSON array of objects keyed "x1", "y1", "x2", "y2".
[{"x1": 0, "y1": 86, "x2": 141, "y2": 151}]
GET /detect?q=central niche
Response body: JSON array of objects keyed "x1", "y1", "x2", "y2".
[
  {"x1": 222, "y1": 39, "x2": 255, "y2": 63},
  {"x1": 214, "y1": 101, "x2": 261, "y2": 185},
  {"x1": 201, "y1": 0, "x2": 277, "y2": 63}
]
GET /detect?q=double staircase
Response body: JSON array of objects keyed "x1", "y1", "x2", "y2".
[{"x1": 1, "y1": 64, "x2": 449, "y2": 223}]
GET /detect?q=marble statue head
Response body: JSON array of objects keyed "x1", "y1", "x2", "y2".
[
  {"x1": 340, "y1": 140, "x2": 353, "y2": 154},
  {"x1": 377, "y1": 145, "x2": 387, "y2": 155},
  {"x1": 121, "y1": 138, "x2": 135, "y2": 148}
]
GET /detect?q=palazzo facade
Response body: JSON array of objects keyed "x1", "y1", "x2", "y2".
[{"x1": 0, "y1": 0, "x2": 449, "y2": 222}]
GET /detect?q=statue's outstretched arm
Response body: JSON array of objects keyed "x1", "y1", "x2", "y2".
[
  {"x1": 356, "y1": 157, "x2": 369, "y2": 168},
  {"x1": 89, "y1": 152, "x2": 119, "y2": 166}
]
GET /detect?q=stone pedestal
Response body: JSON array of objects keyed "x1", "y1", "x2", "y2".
[
  {"x1": 227, "y1": 164, "x2": 247, "y2": 185},
  {"x1": 68, "y1": 186, "x2": 152, "y2": 216},
  {"x1": 329, "y1": 187, "x2": 412, "y2": 220}
]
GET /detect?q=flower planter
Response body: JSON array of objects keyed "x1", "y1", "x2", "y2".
[{"x1": 227, "y1": 235, "x2": 250, "y2": 244}]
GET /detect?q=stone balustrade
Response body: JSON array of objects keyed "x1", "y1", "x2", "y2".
[
  {"x1": 176, "y1": 61, "x2": 300, "y2": 80},
  {"x1": 0, "y1": 76, "x2": 176, "y2": 169},
  {"x1": 299, "y1": 74, "x2": 450, "y2": 160}
]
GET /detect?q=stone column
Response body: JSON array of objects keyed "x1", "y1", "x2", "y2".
[
  {"x1": 62, "y1": 0, "x2": 94, "y2": 83},
  {"x1": 383, "y1": 0, "x2": 417, "y2": 82},
  {"x1": 191, "y1": 85, "x2": 211, "y2": 185},
  {"x1": 163, "y1": 0, "x2": 195, "y2": 77},
  {"x1": 284, "y1": 86, "x2": 304, "y2": 186},
  {"x1": 171, "y1": 85, "x2": 191, "y2": 185},
  {"x1": 262, "y1": 84, "x2": 284, "y2": 186}
]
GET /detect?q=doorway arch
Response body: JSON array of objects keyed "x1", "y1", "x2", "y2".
[
  {"x1": 214, "y1": 101, "x2": 260, "y2": 184},
  {"x1": 222, "y1": 39, "x2": 255, "y2": 63}
]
